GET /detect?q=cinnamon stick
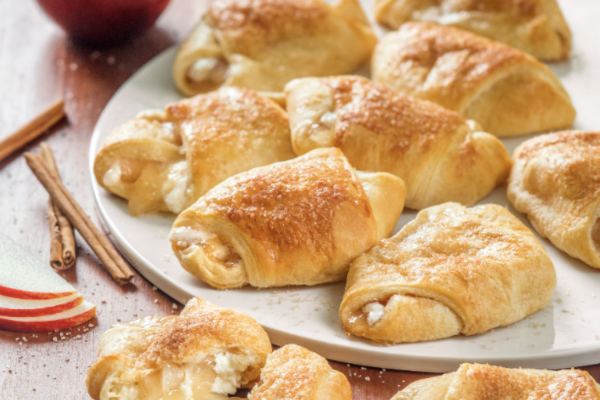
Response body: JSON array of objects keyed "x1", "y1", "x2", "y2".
[
  {"x1": 0, "y1": 100, "x2": 65, "y2": 163},
  {"x1": 40, "y1": 143, "x2": 76, "y2": 270},
  {"x1": 24, "y1": 152, "x2": 134, "y2": 285},
  {"x1": 47, "y1": 200, "x2": 65, "y2": 270}
]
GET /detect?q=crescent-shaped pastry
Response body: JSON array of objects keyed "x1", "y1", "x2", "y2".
[
  {"x1": 392, "y1": 363, "x2": 600, "y2": 400},
  {"x1": 285, "y1": 76, "x2": 511, "y2": 210},
  {"x1": 170, "y1": 148, "x2": 406, "y2": 289},
  {"x1": 372, "y1": 22, "x2": 576, "y2": 137},
  {"x1": 374, "y1": 0, "x2": 571, "y2": 61},
  {"x1": 508, "y1": 131, "x2": 600, "y2": 270},
  {"x1": 173, "y1": 0, "x2": 377, "y2": 96},
  {"x1": 86, "y1": 298, "x2": 272, "y2": 400},
  {"x1": 248, "y1": 345, "x2": 352, "y2": 400},
  {"x1": 94, "y1": 87, "x2": 295, "y2": 216},
  {"x1": 340, "y1": 202, "x2": 556, "y2": 344}
]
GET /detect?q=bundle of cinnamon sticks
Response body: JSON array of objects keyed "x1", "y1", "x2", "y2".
[
  {"x1": 40, "y1": 143, "x2": 76, "y2": 270},
  {"x1": 25, "y1": 148, "x2": 134, "y2": 285}
]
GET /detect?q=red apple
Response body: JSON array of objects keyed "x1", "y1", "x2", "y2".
[
  {"x1": 0, "y1": 294, "x2": 83, "y2": 318},
  {"x1": 0, "y1": 301, "x2": 97, "y2": 333},
  {"x1": 36, "y1": 0, "x2": 171, "y2": 46}
]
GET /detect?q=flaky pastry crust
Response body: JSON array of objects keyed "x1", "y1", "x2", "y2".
[
  {"x1": 391, "y1": 363, "x2": 600, "y2": 400},
  {"x1": 94, "y1": 87, "x2": 294, "y2": 216},
  {"x1": 248, "y1": 345, "x2": 352, "y2": 400},
  {"x1": 173, "y1": 0, "x2": 376, "y2": 96},
  {"x1": 286, "y1": 75, "x2": 511, "y2": 210},
  {"x1": 170, "y1": 148, "x2": 405, "y2": 289},
  {"x1": 372, "y1": 22, "x2": 575, "y2": 137},
  {"x1": 508, "y1": 131, "x2": 600, "y2": 270},
  {"x1": 340, "y1": 203, "x2": 555, "y2": 344},
  {"x1": 86, "y1": 298, "x2": 271, "y2": 400},
  {"x1": 374, "y1": 0, "x2": 571, "y2": 61}
]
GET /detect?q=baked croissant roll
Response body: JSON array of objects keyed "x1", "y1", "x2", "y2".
[
  {"x1": 508, "y1": 131, "x2": 600, "y2": 270},
  {"x1": 340, "y1": 202, "x2": 556, "y2": 344},
  {"x1": 170, "y1": 148, "x2": 406, "y2": 289},
  {"x1": 249, "y1": 345, "x2": 352, "y2": 400},
  {"x1": 285, "y1": 76, "x2": 511, "y2": 210},
  {"x1": 372, "y1": 22, "x2": 576, "y2": 137},
  {"x1": 392, "y1": 363, "x2": 600, "y2": 400},
  {"x1": 94, "y1": 87, "x2": 295, "y2": 216},
  {"x1": 374, "y1": 0, "x2": 571, "y2": 61},
  {"x1": 86, "y1": 298, "x2": 272, "y2": 400},
  {"x1": 173, "y1": 0, "x2": 377, "y2": 96}
]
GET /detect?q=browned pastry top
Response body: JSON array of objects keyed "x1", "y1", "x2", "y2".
[
  {"x1": 197, "y1": 148, "x2": 372, "y2": 259},
  {"x1": 378, "y1": 22, "x2": 529, "y2": 110},
  {"x1": 322, "y1": 75, "x2": 466, "y2": 150}
]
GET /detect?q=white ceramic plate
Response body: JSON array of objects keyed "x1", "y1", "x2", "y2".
[{"x1": 89, "y1": 0, "x2": 600, "y2": 372}]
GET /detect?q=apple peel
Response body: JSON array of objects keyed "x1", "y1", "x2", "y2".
[
  {"x1": 0, "y1": 294, "x2": 84, "y2": 317},
  {"x1": 0, "y1": 300, "x2": 96, "y2": 333}
]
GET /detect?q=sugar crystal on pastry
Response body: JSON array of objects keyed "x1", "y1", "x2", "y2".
[
  {"x1": 374, "y1": 0, "x2": 571, "y2": 61},
  {"x1": 508, "y1": 131, "x2": 600, "y2": 270},
  {"x1": 173, "y1": 0, "x2": 377, "y2": 96},
  {"x1": 372, "y1": 22, "x2": 576, "y2": 137},
  {"x1": 391, "y1": 363, "x2": 600, "y2": 400},
  {"x1": 86, "y1": 298, "x2": 271, "y2": 400},
  {"x1": 286, "y1": 75, "x2": 511, "y2": 210},
  {"x1": 94, "y1": 87, "x2": 295, "y2": 216},
  {"x1": 170, "y1": 148, "x2": 406, "y2": 289},
  {"x1": 340, "y1": 202, "x2": 556, "y2": 344}
]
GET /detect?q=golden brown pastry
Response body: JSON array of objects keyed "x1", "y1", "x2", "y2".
[
  {"x1": 173, "y1": 0, "x2": 377, "y2": 96},
  {"x1": 372, "y1": 22, "x2": 576, "y2": 137},
  {"x1": 392, "y1": 363, "x2": 600, "y2": 400},
  {"x1": 86, "y1": 298, "x2": 272, "y2": 400},
  {"x1": 508, "y1": 131, "x2": 600, "y2": 270},
  {"x1": 374, "y1": 0, "x2": 571, "y2": 61},
  {"x1": 285, "y1": 76, "x2": 511, "y2": 210},
  {"x1": 94, "y1": 87, "x2": 295, "y2": 216},
  {"x1": 248, "y1": 345, "x2": 352, "y2": 400},
  {"x1": 170, "y1": 148, "x2": 406, "y2": 289},
  {"x1": 340, "y1": 202, "x2": 555, "y2": 344}
]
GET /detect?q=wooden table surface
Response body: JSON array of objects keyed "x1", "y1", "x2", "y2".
[{"x1": 0, "y1": 1, "x2": 598, "y2": 399}]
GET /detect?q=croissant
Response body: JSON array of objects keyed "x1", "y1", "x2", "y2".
[
  {"x1": 392, "y1": 363, "x2": 600, "y2": 400},
  {"x1": 508, "y1": 131, "x2": 600, "y2": 270},
  {"x1": 374, "y1": 0, "x2": 571, "y2": 61},
  {"x1": 285, "y1": 76, "x2": 511, "y2": 210},
  {"x1": 86, "y1": 298, "x2": 272, "y2": 400},
  {"x1": 340, "y1": 202, "x2": 556, "y2": 344},
  {"x1": 170, "y1": 148, "x2": 406, "y2": 289},
  {"x1": 249, "y1": 345, "x2": 352, "y2": 400},
  {"x1": 172, "y1": 0, "x2": 376, "y2": 96},
  {"x1": 372, "y1": 22, "x2": 576, "y2": 137},
  {"x1": 93, "y1": 87, "x2": 295, "y2": 216}
]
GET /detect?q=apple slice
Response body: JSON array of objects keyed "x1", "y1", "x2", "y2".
[
  {"x1": 0, "y1": 293, "x2": 83, "y2": 317},
  {"x1": 0, "y1": 233, "x2": 77, "y2": 299},
  {"x1": 0, "y1": 300, "x2": 96, "y2": 332}
]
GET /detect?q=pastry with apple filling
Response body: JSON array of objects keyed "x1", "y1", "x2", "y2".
[
  {"x1": 93, "y1": 87, "x2": 294, "y2": 216},
  {"x1": 374, "y1": 0, "x2": 571, "y2": 61},
  {"x1": 170, "y1": 148, "x2": 406, "y2": 289},
  {"x1": 340, "y1": 203, "x2": 555, "y2": 344},
  {"x1": 172, "y1": 0, "x2": 376, "y2": 96},
  {"x1": 285, "y1": 75, "x2": 511, "y2": 210},
  {"x1": 248, "y1": 345, "x2": 351, "y2": 400},
  {"x1": 86, "y1": 298, "x2": 271, "y2": 400},
  {"x1": 391, "y1": 363, "x2": 600, "y2": 400},
  {"x1": 372, "y1": 22, "x2": 575, "y2": 137},
  {"x1": 508, "y1": 131, "x2": 600, "y2": 270}
]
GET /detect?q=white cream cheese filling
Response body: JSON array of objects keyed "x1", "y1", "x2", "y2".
[
  {"x1": 212, "y1": 352, "x2": 248, "y2": 395},
  {"x1": 103, "y1": 162, "x2": 122, "y2": 187},
  {"x1": 363, "y1": 302, "x2": 385, "y2": 326},
  {"x1": 188, "y1": 57, "x2": 228, "y2": 84},
  {"x1": 163, "y1": 161, "x2": 193, "y2": 214},
  {"x1": 169, "y1": 227, "x2": 234, "y2": 263}
]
